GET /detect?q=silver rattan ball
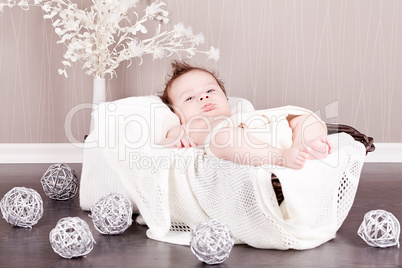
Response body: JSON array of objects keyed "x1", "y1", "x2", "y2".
[
  {"x1": 0, "y1": 187, "x2": 43, "y2": 228},
  {"x1": 90, "y1": 193, "x2": 133, "y2": 235},
  {"x1": 190, "y1": 219, "x2": 234, "y2": 265},
  {"x1": 49, "y1": 217, "x2": 96, "y2": 259},
  {"x1": 40, "y1": 163, "x2": 78, "y2": 200},
  {"x1": 358, "y1": 209, "x2": 400, "y2": 248}
]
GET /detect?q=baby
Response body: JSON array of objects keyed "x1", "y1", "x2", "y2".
[{"x1": 159, "y1": 61, "x2": 332, "y2": 169}]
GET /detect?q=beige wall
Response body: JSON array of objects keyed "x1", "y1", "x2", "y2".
[{"x1": 0, "y1": 0, "x2": 401, "y2": 143}]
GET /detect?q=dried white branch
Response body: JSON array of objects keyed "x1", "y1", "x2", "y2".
[{"x1": 1, "y1": 0, "x2": 220, "y2": 79}]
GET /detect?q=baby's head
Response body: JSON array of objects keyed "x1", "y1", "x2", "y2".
[{"x1": 160, "y1": 61, "x2": 231, "y2": 123}]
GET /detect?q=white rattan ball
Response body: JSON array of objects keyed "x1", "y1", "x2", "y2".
[
  {"x1": 358, "y1": 209, "x2": 400, "y2": 248},
  {"x1": 40, "y1": 163, "x2": 79, "y2": 200},
  {"x1": 49, "y1": 217, "x2": 96, "y2": 259},
  {"x1": 0, "y1": 187, "x2": 43, "y2": 228},
  {"x1": 190, "y1": 219, "x2": 234, "y2": 265},
  {"x1": 90, "y1": 193, "x2": 133, "y2": 235}
]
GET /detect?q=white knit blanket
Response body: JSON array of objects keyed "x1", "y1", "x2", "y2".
[{"x1": 80, "y1": 96, "x2": 366, "y2": 250}]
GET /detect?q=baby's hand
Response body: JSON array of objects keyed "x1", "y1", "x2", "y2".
[
  {"x1": 159, "y1": 136, "x2": 198, "y2": 149},
  {"x1": 174, "y1": 136, "x2": 198, "y2": 149},
  {"x1": 159, "y1": 125, "x2": 198, "y2": 149},
  {"x1": 173, "y1": 126, "x2": 198, "y2": 149}
]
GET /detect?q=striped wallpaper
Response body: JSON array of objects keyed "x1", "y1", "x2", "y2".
[{"x1": 0, "y1": 0, "x2": 401, "y2": 143}]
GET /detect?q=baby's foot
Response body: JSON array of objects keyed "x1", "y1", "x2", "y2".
[
  {"x1": 280, "y1": 147, "x2": 310, "y2": 170},
  {"x1": 304, "y1": 135, "x2": 332, "y2": 160}
]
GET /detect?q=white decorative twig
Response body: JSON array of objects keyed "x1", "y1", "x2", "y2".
[{"x1": 1, "y1": 0, "x2": 220, "y2": 79}]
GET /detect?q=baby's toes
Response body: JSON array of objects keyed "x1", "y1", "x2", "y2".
[
  {"x1": 299, "y1": 151, "x2": 309, "y2": 160},
  {"x1": 327, "y1": 140, "x2": 334, "y2": 154},
  {"x1": 293, "y1": 162, "x2": 304, "y2": 169},
  {"x1": 319, "y1": 135, "x2": 328, "y2": 143},
  {"x1": 296, "y1": 151, "x2": 310, "y2": 161}
]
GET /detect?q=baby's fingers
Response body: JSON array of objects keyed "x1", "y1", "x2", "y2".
[
  {"x1": 181, "y1": 136, "x2": 191, "y2": 148},
  {"x1": 180, "y1": 138, "x2": 189, "y2": 148},
  {"x1": 174, "y1": 142, "x2": 183, "y2": 149},
  {"x1": 173, "y1": 136, "x2": 198, "y2": 149},
  {"x1": 185, "y1": 136, "x2": 199, "y2": 148},
  {"x1": 189, "y1": 137, "x2": 198, "y2": 147}
]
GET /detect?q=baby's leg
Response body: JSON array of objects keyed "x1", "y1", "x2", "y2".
[
  {"x1": 281, "y1": 147, "x2": 310, "y2": 169},
  {"x1": 288, "y1": 114, "x2": 332, "y2": 160},
  {"x1": 208, "y1": 126, "x2": 309, "y2": 169},
  {"x1": 279, "y1": 135, "x2": 332, "y2": 169}
]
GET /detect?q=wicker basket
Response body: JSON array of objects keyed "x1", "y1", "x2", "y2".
[{"x1": 272, "y1": 123, "x2": 375, "y2": 205}]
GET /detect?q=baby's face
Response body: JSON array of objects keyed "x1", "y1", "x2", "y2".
[{"x1": 169, "y1": 70, "x2": 231, "y2": 123}]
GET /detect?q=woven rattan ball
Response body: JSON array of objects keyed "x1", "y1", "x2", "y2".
[
  {"x1": 90, "y1": 193, "x2": 133, "y2": 235},
  {"x1": 358, "y1": 209, "x2": 400, "y2": 248},
  {"x1": 49, "y1": 217, "x2": 96, "y2": 259},
  {"x1": 40, "y1": 163, "x2": 78, "y2": 200},
  {"x1": 190, "y1": 219, "x2": 234, "y2": 265},
  {"x1": 0, "y1": 187, "x2": 43, "y2": 228}
]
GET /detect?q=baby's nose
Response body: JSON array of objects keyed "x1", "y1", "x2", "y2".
[{"x1": 199, "y1": 95, "x2": 209, "y2": 101}]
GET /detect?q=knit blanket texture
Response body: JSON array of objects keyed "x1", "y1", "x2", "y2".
[{"x1": 79, "y1": 96, "x2": 365, "y2": 249}]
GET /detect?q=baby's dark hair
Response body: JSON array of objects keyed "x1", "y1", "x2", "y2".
[{"x1": 160, "y1": 60, "x2": 226, "y2": 109}]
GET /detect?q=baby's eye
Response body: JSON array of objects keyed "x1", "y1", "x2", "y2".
[
  {"x1": 185, "y1": 96, "x2": 194, "y2": 101},
  {"x1": 206, "y1": 89, "x2": 214, "y2": 93}
]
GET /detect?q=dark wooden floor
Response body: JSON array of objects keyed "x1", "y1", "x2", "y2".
[{"x1": 0, "y1": 163, "x2": 401, "y2": 268}]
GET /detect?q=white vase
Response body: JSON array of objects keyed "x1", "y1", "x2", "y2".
[{"x1": 89, "y1": 77, "x2": 106, "y2": 133}]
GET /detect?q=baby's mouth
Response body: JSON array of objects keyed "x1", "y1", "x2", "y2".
[{"x1": 202, "y1": 103, "x2": 215, "y2": 112}]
